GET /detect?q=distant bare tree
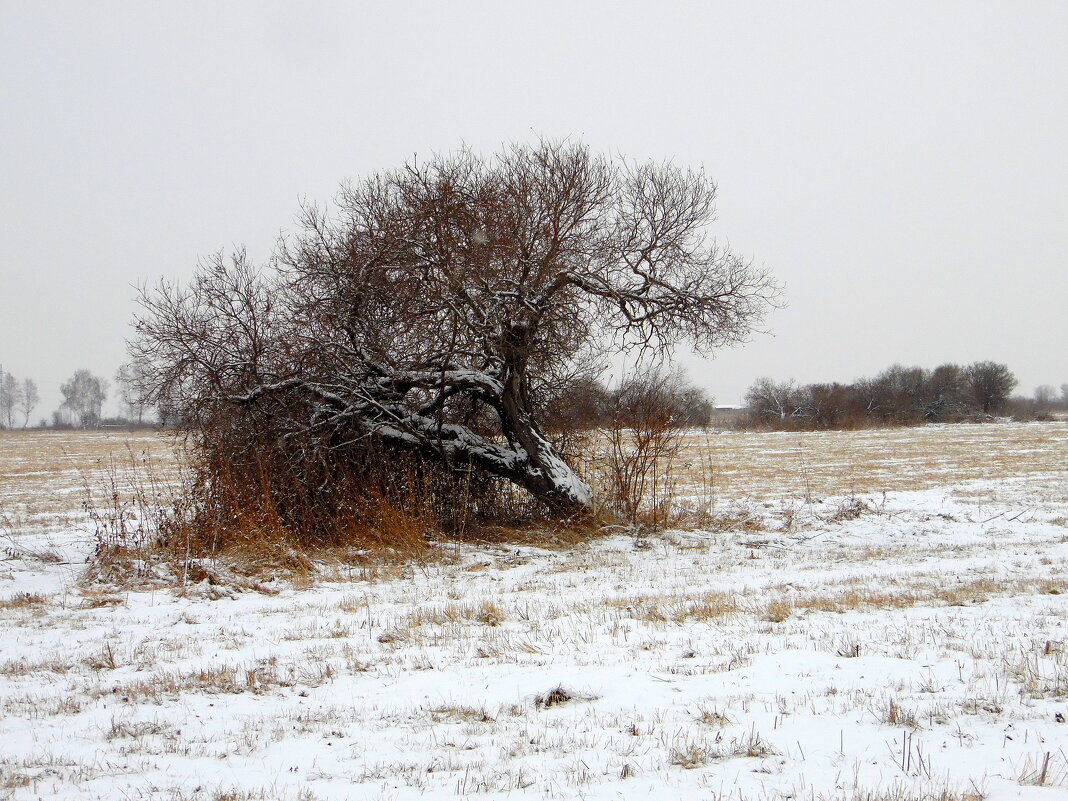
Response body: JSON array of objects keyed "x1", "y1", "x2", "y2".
[
  {"x1": 60, "y1": 369, "x2": 108, "y2": 427},
  {"x1": 114, "y1": 363, "x2": 150, "y2": 423},
  {"x1": 871, "y1": 364, "x2": 930, "y2": 424},
  {"x1": 964, "y1": 361, "x2": 1016, "y2": 415},
  {"x1": 0, "y1": 371, "x2": 21, "y2": 428},
  {"x1": 745, "y1": 377, "x2": 800, "y2": 422},
  {"x1": 674, "y1": 380, "x2": 715, "y2": 428},
  {"x1": 793, "y1": 382, "x2": 855, "y2": 428},
  {"x1": 851, "y1": 377, "x2": 883, "y2": 417},
  {"x1": 133, "y1": 141, "x2": 779, "y2": 527},
  {"x1": 1034, "y1": 385, "x2": 1057, "y2": 409},
  {"x1": 925, "y1": 363, "x2": 969, "y2": 421},
  {"x1": 546, "y1": 377, "x2": 611, "y2": 427},
  {"x1": 18, "y1": 378, "x2": 38, "y2": 427}
]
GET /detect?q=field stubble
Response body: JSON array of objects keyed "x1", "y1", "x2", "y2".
[{"x1": 0, "y1": 422, "x2": 1066, "y2": 800}]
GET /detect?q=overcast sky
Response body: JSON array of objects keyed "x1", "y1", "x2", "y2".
[{"x1": 2, "y1": 1, "x2": 1066, "y2": 417}]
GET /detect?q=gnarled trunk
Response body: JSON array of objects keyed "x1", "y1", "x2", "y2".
[{"x1": 497, "y1": 371, "x2": 592, "y2": 515}]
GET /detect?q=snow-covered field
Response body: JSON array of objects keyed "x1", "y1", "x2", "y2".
[{"x1": 1, "y1": 423, "x2": 1066, "y2": 801}]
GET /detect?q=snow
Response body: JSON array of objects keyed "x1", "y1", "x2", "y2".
[{"x1": 0, "y1": 423, "x2": 1066, "y2": 799}]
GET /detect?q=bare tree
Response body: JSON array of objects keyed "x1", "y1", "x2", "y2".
[
  {"x1": 114, "y1": 363, "x2": 150, "y2": 423},
  {"x1": 674, "y1": 381, "x2": 715, "y2": 428},
  {"x1": 133, "y1": 141, "x2": 778, "y2": 526},
  {"x1": 18, "y1": 378, "x2": 38, "y2": 427},
  {"x1": 541, "y1": 376, "x2": 612, "y2": 434},
  {"x1": 605, "y1": 367, "x2": 703, "y2": 525},
  {"x1": 925, "y1": 363, "x2": 969, "y2": 421},
  {"x1": 744, "y1": 377, "x2": 800, "y2": 423},
  {"x1": 964, "y1": 361, "x2": 1016, "y2": 415},
  {"x1": 60, "y1": 369, "x2": 108, "y2": 427},
  {"x1": 792, "y1": 382, "x2": 858, "y2": 428},
  {"x1": 1034, "y1": 385, "x2": 1057, "y2": 410},
  {"x1": 0, "y1": 371, "x2": 22, "y2": 429},
  {"x1": 871, "y1": 364, "x2": 930, "y2": 424}
]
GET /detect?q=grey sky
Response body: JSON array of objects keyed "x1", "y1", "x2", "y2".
[{"x1": 2, "y1": 1, "x2": 1066, "y2": 417}]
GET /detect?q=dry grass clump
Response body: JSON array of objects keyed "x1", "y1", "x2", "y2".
[
  {"x1": 0, "y1": 656, "x2": 73, "y2": 677},
  {"x1": 1002, "y1": 643, "x2": 1068, "y2": 699},
  {"x1": 427, "y1": 704, "x2": 497, "y2": 724},
  {"x1": 0, "y1": 754, "x2": 102, "y2": 792},
  {"x1": 668, "y1": 739, "x2": 717, "y2": 769},
  {"x1": 885, "y1": 699, "x2": 919, "y2": 729},
  {"x1": 0, "y1": 591, "x2": 48, "y2": 609},
  {"x1": 3, "y1": 693, "x2": 84, "y2": 717},
  {"x1": 84, "y1": 642, "x2": 121, "y2": 671},
  {"x1": 91, "y1": 657, "x2": 335, "y2": 706},
  {"x1": 78, "y1": 590, "x2": 124, "y2": 608},
  {"x1": 106, "y1": 718, "x2": 173, "y2": 740},
  {"x1": 705, "y1": 508, "x2": 766, "y2": 532},
  {"x1": 461, "y1": 509, "x2": 622, "y2": 550},
  {"x1": 692, "y1": 705, "x2": 731, "y2": 727},
  {"x1": 403, "y1": 600, "x2": 506, "y2": 629},
  {"x1": 668, "y1": 728, "x2": 777, "y2": 769},
  {"x1": 98, "y1": 665, "x2": 250, "y2": 702},
  {"x1": 735, "y1": 728, "x2": 778, "y2": 759},
  {"x1": 606, "y1": 591, "x2": 739, "y2": 624},
  {"x1": 825, "y1": 496, "x2": 874, "y2": 522},
  {"x1": 76, "y1": 436, "x2": 615, "y2": 590},
  {"x1": 534, "y1": 686, "x2": 591, "y2": 708},
  {"x1": 668, "y1": 593, "x2": 739, "y2": 623},
  {"x1": 1017, "y1": 750, "x2": 1068, "y2": 786},
  {"x1": 763, "y1": 599, "x2": 792, "y2": 622}
]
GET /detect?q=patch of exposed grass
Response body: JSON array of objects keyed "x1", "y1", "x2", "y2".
[
  {"x1": 0, "y1": 591, "x2": 48, "y2": 609},
  {"x1": 427, "y1": 704, "x2": 497, "y2": 724},
  {"x1": 606, "y1": 591, "x2": 738, "y2": 624},
  {"x1": 668, "y1": 728, "x2": 776, "y2": 769},
  {"x1": 90, "y1": 656, "x2": 336, "y2": 705}
]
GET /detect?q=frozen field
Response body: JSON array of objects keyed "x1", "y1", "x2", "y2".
[{"x1": 1, "y1": 423, "x2": 1066, "y2": 800}]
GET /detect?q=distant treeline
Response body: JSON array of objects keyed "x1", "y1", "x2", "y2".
[
  {"x1": 0, "y1": 365, "x2": 154, "y2": 430},
  {"x1": 743, "y1": 362, "x2": 1066, "y2": 430},
  {"x1": 4, "y1": 359, "x2": 1063, "y2": 434}
]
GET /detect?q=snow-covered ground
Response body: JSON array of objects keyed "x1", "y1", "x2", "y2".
[{"x1": 1, "y1": 424, "x2": 1066, "y2": 800}]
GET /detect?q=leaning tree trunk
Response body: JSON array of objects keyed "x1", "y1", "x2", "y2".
[
  {"x1": 379, "y1": 405, "x2": 593, "y2": 517},
  {"x1": 495, "y1": 371, "x2": 593, "y2": 516}
]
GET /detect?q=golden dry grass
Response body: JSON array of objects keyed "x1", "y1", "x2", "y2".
[
  {"x1": 2, "y1": 421, "x2": 1066, "y2": 565},
  {"x1": 0, "y1": 428, "x2": 178, "y2": 521},
  {"x1": 672, "y1": 422, "x2": 1068, "y2": 503},
  {"x1": 0, "y1": 591, "x2": 48, "y2": 609},
  {"x1": 3, "y1": 423, "x2": 1065, "y2": 516}
]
